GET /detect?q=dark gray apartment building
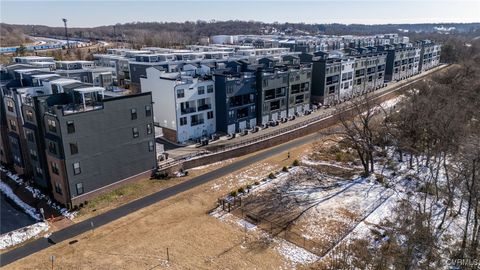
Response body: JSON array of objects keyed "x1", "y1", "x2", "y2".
[
  {"x1": 213, "y1": 71, "x2": 258, "y2": 134},
  {"x1": 417, "y1": 40, "x2": 442, "y2": 72},
  {"x1": 377, "y1": 44, "x2": 421, "y2": 82},
  {"x1": 35, "y1": 89, "x2": 156, "y2": 207}
]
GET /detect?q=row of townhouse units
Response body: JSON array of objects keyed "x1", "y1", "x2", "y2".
[
  {"x1": 140, "y1": 53, "x2": 312, "y2": 143},
  {"x1": 1, "y1": 64, "x2": 156, "y2": 208},
  {"x1": 300, "y1": 40, "x2": 440, "y2": 106}
]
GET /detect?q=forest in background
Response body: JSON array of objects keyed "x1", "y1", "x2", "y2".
[{"x1": 1, "y1": 21, "x2": 479, "y2": 47}]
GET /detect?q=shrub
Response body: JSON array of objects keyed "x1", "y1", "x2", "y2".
[
  {"x1": 282, "y1": 166, "x2": 288, "y2": 172},
  {"x1": 230, "y1": 190, "x2": 237, "y2": 197},
  {"x1": 292, "y1": 159, "x2": 300, "y2": 166},
  {"x1": 254, "y1": 181, "x2": 260, "y2": 185},
  {"x1": 246, "y1": 184, "x2": 252, "y2": 189},
  {"x1": 375, "y1": 174, "x2": 385, "y2": 184},
  {"x1": 268, "y1": 172, "x2": 276, "y2": 179},
  {"x1": 238, "y1": 187, "x2": 245, "y2": 193}
]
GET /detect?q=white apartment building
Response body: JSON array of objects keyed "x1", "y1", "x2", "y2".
[
  {"x1": 339, "y1": 58, "x2": 355, "y2": 100},
  {"x1": 141, "y1": 67, "x2": 216, "y2": 144}
]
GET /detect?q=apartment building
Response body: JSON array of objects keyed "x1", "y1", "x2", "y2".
[
  {"x1": 351, "y1": 50, "x2": 387, "y2": 95},
  {"x1": 417, "y1": 40, "x2": 442, "y2": 72},
  {"x1": 141, "y1": 67, "x2": 216, "y2": 143},
  {"x1": 287, "y1": 65, "x2": 312, "y2": 115},
  {"x1": 213, "y1": 71, "x2": 257, "y2": 134},
  {"x1": 36, "y1": 88, "x2": 156, "y2": 206},
  {"x1": 378, "y1": 44, "x2": 421, "y2": 82}
]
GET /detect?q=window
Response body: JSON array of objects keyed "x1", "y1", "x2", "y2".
[
  {"x1": 48, "y1": 141, "x2": 57, "y2": 155},
  {"x1": 228, "y1": 110, "x2": 235, "y2": 118},
  {"x1": 207, "y1": 85, "x2": 213, "y2": 93},
  {"x1": 70, "y1": 143, "x2": 78, "y2": 155},
  {"x1": 131, "y1": 108, "x2": 137, "y2": 120},
  {"x1": 47, "y1": 119, "x2": 57, "y2": 133},
  {"x1": 73, "y1": 162, "x2": 81, "y2": 175},
  {"x1": 226, "y1": 85, "x2": 234, "y2": 94},
  {"x1": 207, "y1": 111, "x2": 214, "y2": 119},
  {"x1": 177, "y1": 89, "x2": 185, "y2": 98},
  {"x1": 146, "y1": 124, "x2": 153, "y2": 134},
  {"x1": 9, "y1": 120, "x2": 17, "y2": 131},
  {"x1": 132, "y1": 127, "x2": 139, "y2": 138},
  {"x1": 25, "y1": 110, "x2": 34, "y2": 122},
  {"x1": 26, "y1": 130, "x2": 35, "y2": 142},
  {"x1": 148, "y1": 141, "x2": 154, "y2": 152},
  {"x1": 66, "y1": 121, "x2": 75, "y2": 134},
  {"x1": 145, "y1": 105, "x2": 152, "y2": 117},
  {"x1": 30, "y1": 149, "x2": 37, "y2": 161},
  {"x1": 198, "y1": 86, "x2": 205, "y2": 95},
  {"x1": 6, "y1": 100, "x2": 14, "y2": 112},
  {"x1": 179, "y1": 117, "x2": 187, "y2": 126},
  {"x1": 54, "y1": 182, "x2": 62, "y2": 195},
  {"x1": 35, "y1": 166, "x2": 43, "y2": 177},
  {"x1": 76, "y1": 182, "x2": 84, "y2": 195},
  {"x1": 51, "y1": 162, "x2": 59, "y2": 175}
]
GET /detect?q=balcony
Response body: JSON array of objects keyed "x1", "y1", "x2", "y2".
[
  {"x1": 181, "y1": 107, "x2": 196, "y2": 115},
  {"x1": 197, "y1": 104, "x2": 211, "y2": 111},
  {"x1": 191, "y1": 119, "x2": 204, "y2": 126}
]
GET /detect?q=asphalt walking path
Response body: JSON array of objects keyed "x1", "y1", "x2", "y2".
[
  {"x1": 0, "y1": 130, "x2": 324, "y2": 267},
  {"x1": 0, "y1": 65, "x2": 449, "y2": 266}
]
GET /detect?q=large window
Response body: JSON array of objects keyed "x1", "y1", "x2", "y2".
[
  {"x1": 198, "y1": 86, "x2": 205, "y2": 95},
  {"x1": 132, "y1": 127, "x2": 139, "y2": 138},
  {"x1": 51, "y1": 162, "x2": 59, "y2": 175},
  {"x1": 177, "y1": 89, "x2": 185, "y2": 98},
  {"x1": 26, "y1": 130, "x2": 34, "y2": 142},
  {"x1": 70, "y1": 143, "x2": 78, "y2": 155},
  {"x1": 66, "y1": 121, "x2": 75, "y2": 134},
  {"x1": 73, "y1": 162, "x2": 81, "y2": 175},
  {"x1": 54, "y1": 182, "x2": 62, "y2": 195},
  {"x1": 25, "y1": 110, "x2": 34, "y2": 122},
  {"x1": 48, "y1": 141, "x2": 57, "y2": 155},
  {"x1": 131, "y1": 108, "x2": 137, "y2": 120},
  {"x1": 179, "y1": 117, "x2": 187, "y2": 126},
  {"x1": 207, "y1": 111, "x2": 214, "y2": 119},
  {"x1": 145, "y1": 105, "x2": 152, "y2": 117},
  {"x1": 146, "y1": 124, "x2": 153, "y2": 134},
  {"x1": 47, "y1": 119, "x2": 57, "y2": 133},
  {"x1": 148, "y1": 141, "x2": 154, "y2": 152},
  {"x1": 76, "y1": 182, "x2": 84, "y2": 195},
  {"x1": 9, "y1": 120, "x2": 17, "y2": 131},
  {"x1": 207, "y1": 85, "x2": 213, "y2": 93},
  {"x1": 6, "y1": 100, "x2": 14, "y2": 112}
]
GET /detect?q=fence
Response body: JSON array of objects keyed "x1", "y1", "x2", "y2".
[{"x1": 155, "y1": 65, "x2": 448, "y2": 173}]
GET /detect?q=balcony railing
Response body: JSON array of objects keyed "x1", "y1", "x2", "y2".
[
  {"x1": 191, "y1": 119, "x2": 205, "y2": 126},
  {"x1": 181, "y1": 107, "x2": 196, "y2": 114},
  {"x1": 197, "y1": 104, "x2": 211, "y2": 111}
]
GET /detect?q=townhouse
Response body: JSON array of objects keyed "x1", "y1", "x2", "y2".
[{"x1": 140, "y1": 67, "x2": 216, "y2": 143}]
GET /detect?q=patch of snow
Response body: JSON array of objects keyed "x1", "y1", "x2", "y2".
[
  {"x1": 275, "y1": 239, "x2": 319, "y2": 265},
  {"x1": 236, "y1": 219, "x2": 257, "y2": 231},
  {"x1": 0, "y1": 181, "x2": 41, "y2": 221},
  {"x1": 0, "y1": 222, "x2": 49, "y2": 249},
  {"x1": 0, "y1": 166, "x2": 76, "y2": 219}
]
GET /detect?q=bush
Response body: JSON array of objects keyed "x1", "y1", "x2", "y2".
[
  {"x1": 282, "y1": 166, "x2": 288, "y2": 172},
  {"x1": 254, "y1": 181, "x2": 260, "y2": 185},
  {"x1": 230, "y1": 190, "x2": 237, "y2": 197},
  {"x1": 246, "y1": 184, "x2": 252, "y2": 189},
  {"x1": 238, "y1": 187, "x2": 245, "y2": 193},
  {"x1": 292, "y1": 159, "x2": 300, "y2": 166},
  {"x1": 268, "y1": 172, "x2": 276, "y2": 179},
  {"x1": 375, "y1": 174, "x2": 385, "y2": 184}
]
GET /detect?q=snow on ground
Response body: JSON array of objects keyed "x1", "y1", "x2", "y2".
[
  {"x1": 380, "y1": 95, "x2": 405, "y2": 110},
  {"x1": 275, "y1": 239, "x2": 319, "y2": 265},
  {"x1": 0, "y1": 222, "x2": 49, "y2": 249},
  {"x1": 0, "y1": 181, "x2": 41, "y2": 221},
  {"x1": 0, "y1": 166, "x2": 76, "y2": 219},
  {"x1": 0, "y1": 180, "x2": 51, "y2": 250},
  {"x1": 300, "y1": 157, "x2": 358, "y2": 171},
  {"x1": 209, "y1": 162, "x2": 276, "y2": 191}
]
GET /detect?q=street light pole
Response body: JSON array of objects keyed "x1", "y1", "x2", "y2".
[{"x1": 62, "y1": 18, "x2": 69, "y2": 50}]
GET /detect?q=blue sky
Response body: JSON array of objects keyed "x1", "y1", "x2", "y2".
[{"x1": 1, "y1": 0, "x2": 479, "y2": 27}]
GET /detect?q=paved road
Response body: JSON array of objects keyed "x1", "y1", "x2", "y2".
[
  {"x1": 0, "y1": 65, "x2": 448, "y2": 266},
  {"x1": 0, "y1": 130, "x2": 325, "y2": 267}
]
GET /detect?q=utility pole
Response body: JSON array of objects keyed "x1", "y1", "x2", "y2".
[{"x1": 62, "y1": 18, "x2": 70, "y2": 50}]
